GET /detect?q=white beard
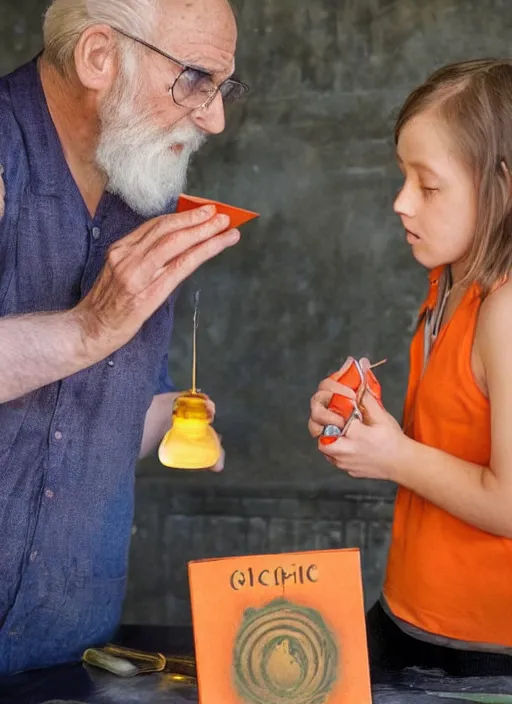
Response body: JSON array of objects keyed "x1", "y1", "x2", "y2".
[{"x1": 95, "y1": 77, "x2": 206, "y2": 217}]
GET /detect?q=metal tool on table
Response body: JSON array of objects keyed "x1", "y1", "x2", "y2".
[
  {"x1": 320, "y1": 358, "x2": 386, "y2": 445},
  {"x1": 82, "y1": 643, "x2": 197, "y2": 683},
  {"x1": 83, "y1": 643, "x2": 166, "y2": 678}
]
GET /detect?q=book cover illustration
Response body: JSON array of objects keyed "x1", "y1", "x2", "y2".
[{"x1": 188, "y1": 548, "x2": 372, "y2": 704}]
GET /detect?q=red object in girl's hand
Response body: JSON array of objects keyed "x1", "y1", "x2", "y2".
[{"x1": 320, "y1": 359, "x2": 384, "y2": 445}]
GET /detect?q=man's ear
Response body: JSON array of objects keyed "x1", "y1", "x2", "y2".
[{"x1": 73, "y1": 24, "x2": 118, "y2": 94}]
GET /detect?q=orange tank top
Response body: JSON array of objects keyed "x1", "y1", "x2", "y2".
[{"x1": 383, "y1": 266, "x2": 512, "y2": 647}]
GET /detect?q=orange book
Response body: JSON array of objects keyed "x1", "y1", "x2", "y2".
[
  {"x1": 177, "y1": 194, "x2": 260, "y2": 230},
  {"x1": 188, "y1": 548, "x2": 372, "y2": 704}
]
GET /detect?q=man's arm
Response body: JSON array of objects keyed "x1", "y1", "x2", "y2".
[
  {"x1": 0, "y1": 309, "x2": 106, "y2": 403},
  {"x1": 0, "y1": 208, "x2": 238, "y2": 403}
]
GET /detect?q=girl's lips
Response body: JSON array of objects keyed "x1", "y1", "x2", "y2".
[{"x1": 406, "y1": 229, "x2": 421, "y2": 242}]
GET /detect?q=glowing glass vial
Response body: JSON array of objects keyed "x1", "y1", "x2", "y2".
[{"x1": 158, "y1": 392, "x2": 221, "y2": 470}]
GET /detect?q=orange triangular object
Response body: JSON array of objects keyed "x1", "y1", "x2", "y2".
[{"x1": 177, "y1": 194, "x2": 259, "y2": 230}]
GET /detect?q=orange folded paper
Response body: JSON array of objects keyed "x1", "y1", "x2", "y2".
[
  {"x1": 188, "y1": 548, "x2": 371, "y2": 704},
  {"x1": 177, "y1": 194, "x2": 259, "y2": 230}
]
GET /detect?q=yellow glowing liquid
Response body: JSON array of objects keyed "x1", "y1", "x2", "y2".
[
  {"x1": 158, "y1": 393, "x2": 221, "y2": 470},
  {"x1": 158, "y1": 292, "x2": 220, "y2": 470}
]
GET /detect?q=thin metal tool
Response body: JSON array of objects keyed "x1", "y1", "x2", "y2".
[
  {"x1": 82, "y1": 644, "x2": 166, "y2": 677},
  {"x1": 321, "y1": 358, "x2": 387, "y2": 441},
  {"x1": 192, "y1": 290, "x2": 200, "y2": 394},
  {"x1": 369, "y1": 358, "x2": 387, "y2": 370}
]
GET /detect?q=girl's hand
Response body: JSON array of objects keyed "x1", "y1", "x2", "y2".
[
  {"x1": 318, "y1": 385, "x2": 407, "y2": 482},
  {"x1": 308, "y1": 357, "x2": 358, "y2": 439}
]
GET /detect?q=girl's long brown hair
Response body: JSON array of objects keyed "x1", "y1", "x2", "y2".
[{"x1": 396, "y1": 59, "x2": 512, "y2": 296}]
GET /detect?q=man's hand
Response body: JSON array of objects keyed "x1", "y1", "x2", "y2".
[
  {"x1": 141, "y1": 392, "x2": 225, "y2": 471},
  {"x1": 204, "y1": 397, "x2": 225, "y2": 472},
  {"x1": 0, "y1": 206, "x2": 239, "y2": 403},
  {"x1": 76, "y1": 205, "x2": 239, "y2": 356}
]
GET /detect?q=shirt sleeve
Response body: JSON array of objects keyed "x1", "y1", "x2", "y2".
[{"x1": 155, "y1": 351, "x2": 177, "y2": 395}]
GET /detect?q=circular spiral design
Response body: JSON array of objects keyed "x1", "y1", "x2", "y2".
[{"x1": 233, "y1": 598, "x2": 339, "y2": 704}]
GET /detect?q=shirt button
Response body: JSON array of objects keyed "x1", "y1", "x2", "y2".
[
  {"x1": 92, "y1": 226, "x2": 101, "y2": 240},
  {"x1": 108, "y1": 360, "x2": 115, "y2": 367},
  {"x1": 54, "y1": 431, "x2": 63, "y2": 441},
  {"x1": 29, "y1": 550, "x2": 38, "y2": 562},
  {"x1": 45, "y1": 489, "x2": 54, "y2": 499}
]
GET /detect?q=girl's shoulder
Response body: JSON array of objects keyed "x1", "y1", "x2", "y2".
[
  {"x1": 477, "y1": 276, "x2": 512, "y2": 333},
  {"x1": 473, "y1": 277, "x2": 512, "y2": 394}
]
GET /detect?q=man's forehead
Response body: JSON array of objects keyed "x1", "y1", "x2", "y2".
[
  {"x1": 156, "y1": 0, "x2": 237, "y2": 76},
  {"x1": 157, "y1": 0, "x2": 237, "y2": 45},
  {"x1": 174, "y1": 41, "x2": 236, "y2": 76}
]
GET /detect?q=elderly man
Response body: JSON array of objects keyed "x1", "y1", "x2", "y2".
[{"x1": 0, "y1": 0, "x2": 246, "y2": 674}]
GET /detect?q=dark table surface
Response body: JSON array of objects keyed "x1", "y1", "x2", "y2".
[{"x1": 1, "y1": 626, "x2": 512, "y2": 703}]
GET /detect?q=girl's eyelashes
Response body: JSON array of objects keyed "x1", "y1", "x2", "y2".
[{"x1": 421, "y1": 186, "x2": 439, "y2": 197}]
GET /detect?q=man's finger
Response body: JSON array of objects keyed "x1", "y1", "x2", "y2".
[
  {"x1": 141, "y1": 210, "x2": 226, "y2": 254},
  {"x1": 143, "y1": 214, "x2": 233, "y2": 279},
  {"x1": 205, "y1": 398, "x2": 216, "y2": 420},
  {"x1": 209, "y1": 447, "x2": 225, "y2": 473},
  {"x1": 153, "y1": 229, "x2": 241, "y2": 297},
  {"x1": 112, "y1": 206, "x2": 216, "y2": 250},
  {"x1": 134, "y1": 205, "x2": 220, "y2": 250}
]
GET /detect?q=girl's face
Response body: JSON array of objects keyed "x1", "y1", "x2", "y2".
[{"x1": 394, "y1": 110, "x2": 478, "y2": 280}]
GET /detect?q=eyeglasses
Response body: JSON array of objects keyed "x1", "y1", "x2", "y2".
[{"x1": 113, "y1": 28, "x2": 249, "y2": 111}]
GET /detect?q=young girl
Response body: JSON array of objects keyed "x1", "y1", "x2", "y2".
[{"x1": 309, "y1": 59, "x2": 512, "y2": 677}]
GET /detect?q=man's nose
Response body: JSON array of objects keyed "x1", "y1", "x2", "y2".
[{"x1": 191, "y1": 91, "x2": 226, "y2": 135}]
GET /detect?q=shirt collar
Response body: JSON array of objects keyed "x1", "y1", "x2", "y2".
[
  {"x1": 428, "y1": 265, "x2": 445, "y2": 285},
  {"x1": 7, "y1": 55, "x2": 70, "y2": 197},
  {"x1": 7, "y1": 57, "x2": 178, "y2": 217}
]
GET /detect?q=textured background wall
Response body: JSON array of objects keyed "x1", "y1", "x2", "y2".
[{"x1": 1, "y1": 0, "x2": 510, "y2": 625}]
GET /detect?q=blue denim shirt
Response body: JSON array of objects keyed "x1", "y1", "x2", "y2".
[{"x1": 0, "y1": 58, "x2": 177, "y2": 675}]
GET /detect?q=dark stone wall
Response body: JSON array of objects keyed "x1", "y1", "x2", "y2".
[
  {"x1": 1, "y1": 0, "x2": 510, "y2": 624},
  {"x1": 122, "y1": 484, "x2": 394, "y2": 624}
]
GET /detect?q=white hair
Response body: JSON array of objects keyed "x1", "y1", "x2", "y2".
[{"x1": 43, "y1": 0, "x2": 158, "y2": 73}]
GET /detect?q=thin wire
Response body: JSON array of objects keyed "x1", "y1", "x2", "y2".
[{"x1": 192, "y1": 290, "x2": 200, "y2": 394}]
